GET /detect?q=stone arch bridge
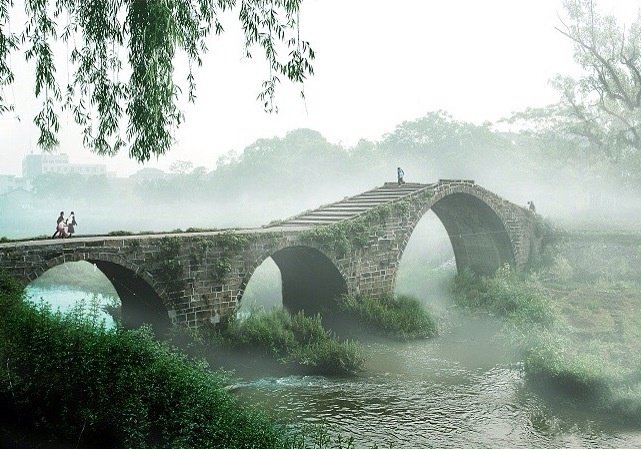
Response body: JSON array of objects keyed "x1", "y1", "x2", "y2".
[{"x1": 0, "y1": 180, "x2": 541, "y2": 330}]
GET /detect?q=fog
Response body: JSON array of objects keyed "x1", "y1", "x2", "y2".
[
  {"x1": 3, "y1": 113, "x2": 641, "y2": 241},
  {"x1": 15, "y1": 111, "x2": 641, "y2": 447}
]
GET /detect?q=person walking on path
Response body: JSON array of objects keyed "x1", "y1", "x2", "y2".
[
  {"x1": 397, "y1": 167, "x2": 405, "y2": 186},
  {"x1": 66, "y1": 211, "x2": 77, "y2": 237},
  {"x1": 52, "y1": 211, "x2": 65, "y2": 238}
]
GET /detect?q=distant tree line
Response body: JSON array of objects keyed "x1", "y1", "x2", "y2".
[{"x1": 11, "y1": 109, "x2": 641, "y2": 206}]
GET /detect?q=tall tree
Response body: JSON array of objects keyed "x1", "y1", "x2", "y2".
[
  {"x1": 554, "y1": 0, "x2": 641, "y2": 162},
  {"x1": 0, "y1": 0, "x2": 314, "y2": 162}
]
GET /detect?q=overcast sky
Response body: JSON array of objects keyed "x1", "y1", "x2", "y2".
[{"x1": 1, "y1": 0, "x2": 639, "y2": 177}]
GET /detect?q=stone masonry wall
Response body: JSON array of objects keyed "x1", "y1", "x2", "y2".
[{"x1": 0, "y1": 181, "x2": 539, "y2": 329}]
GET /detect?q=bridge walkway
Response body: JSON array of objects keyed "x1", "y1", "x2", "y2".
[{"x1": 274, "y1": 182, "x2": 434, "y2": 228}]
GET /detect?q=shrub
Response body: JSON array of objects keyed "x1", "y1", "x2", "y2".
[
  {"x1": 0, "y1": 273, "x2": 299, "y2": 449},
  {"x1": 547, "y1": 254, "x2": 574, "y2": 283},
  {"x1": 107, "y1": 230, "x2": 133, "y2": 236},
  {"x1": 213, "y1": 308, "x2": 364, "y2": 375},
  {"x1": 452, "y1": 265, "x2": 554, "y2": 327},
  {"x1": 338, "y1": 293, "x2": 438, "y2": 340},
  {"x1": 522, "y1": 331, "x2": 611, "y2": 397}
]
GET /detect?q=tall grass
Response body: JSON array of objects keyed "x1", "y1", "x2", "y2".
[
  {"x1": 0, "y1": 273, "x2": 300, "y2": 448},
  {"x1": 337, "y1": 293, "x2": 438, "y2": 340},
  {"x1": 209, "y1": 308, "x2": 364, "y2": 375},
  {"x1": 451, "y1": 261, "x2": 641, "y2": 424},
  {"x1": 452, "y1": 265, "x2": 555, "y2": 327}
]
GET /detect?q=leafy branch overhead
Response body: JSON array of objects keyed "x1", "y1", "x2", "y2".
[{"x1": 0, "y1": 0, "x2": 314, "y2": 162}]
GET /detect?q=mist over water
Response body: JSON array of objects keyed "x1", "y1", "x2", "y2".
[
  {"x1": 20, "y1": 193, "x2": 641, "y2": 447},
  {"x1": 230, "y1": 210, "x2": 641, "y2": 447},
  {"x1": 6, "y1": 115, "x2": 641, "y2": 447}
]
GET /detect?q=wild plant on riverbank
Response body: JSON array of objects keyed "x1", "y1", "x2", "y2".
[
  {"x1": 0, "y1": 272, "x2": 312, "y2": 448},
  {"x1": 337, "y1": 293, "x2": 438, "y2": 340},
  {"x1": 208, "y1": 308, "x2": 364, "y2": 375},
  {"x1": 451, "y1": 258, "x2": 641, "y2": 424},
  {"x1": 452, "y1": 264, "x2": 554, "y2": 327}
]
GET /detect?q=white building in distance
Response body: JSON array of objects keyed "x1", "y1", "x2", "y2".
[{"x1": 22, "y1": 153, "x2": 112, "y2": 179}]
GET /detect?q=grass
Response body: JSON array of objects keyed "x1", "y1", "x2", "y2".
[
  {"x1": 203, "y1": 308, "x2": 365, "y2": 375},
  {"x1": 0, "y1": 273, "x2": 304, "y2": 448},
  {"x1": 337, "y1": 293, "x2": 438, "y2": 340},
  {"x1": 452, "y1": 264, "x2": 555, "y2": 327},
  {"x1": 451, "y1": 253, "x2": 641, "y2": 424}
]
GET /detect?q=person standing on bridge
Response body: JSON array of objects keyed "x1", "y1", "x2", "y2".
[
  {"x1": 527, "y1": 201, "x2": 536, "y2": 214},
  {"x1": 52, "y1": 211, "x2": 65, "y2": 238},
  {"x1": 66, "y1": 211, "x2": 77, "y2": 237},
  {"x1": 397, "y1": 167, "x2": 405, "y2": 186}
]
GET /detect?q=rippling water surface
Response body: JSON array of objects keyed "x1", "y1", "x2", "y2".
[
  {"x1": 234, "y1": 314, "x2": 641, "y2": 448},
  {"x1": 24, "y1": 282, "x2": 641, "y2": 448}
]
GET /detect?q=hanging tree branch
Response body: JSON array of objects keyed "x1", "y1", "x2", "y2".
[{"x1": 0, "y1": 0, "x2": 315, "y2": 162}]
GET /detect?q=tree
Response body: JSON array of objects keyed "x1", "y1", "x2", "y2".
[
  {"x1": 501, "y1": 0, "x2": 641, "y2": 187},
  {"x1": 169, "y1": 160, "x2": 194, "y2": 175},
  {"x1": 553, "y1": 0, "x2": 641, "y2": 162},
  {"x1": 0, "y1": 0, "x2": 314, "y2": 162}
]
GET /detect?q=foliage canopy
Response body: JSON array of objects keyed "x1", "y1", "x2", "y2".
[{"x1": 0, "y1": 0, "x2": 314, "y2": 162}]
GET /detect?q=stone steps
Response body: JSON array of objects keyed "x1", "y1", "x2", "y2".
[{"x1": 276, "y1": 182, "x2": 431, "y2": 227}]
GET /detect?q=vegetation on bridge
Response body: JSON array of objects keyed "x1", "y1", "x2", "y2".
[{"x1": 301, "y1": 199, "x2": 413, "y2": 257}]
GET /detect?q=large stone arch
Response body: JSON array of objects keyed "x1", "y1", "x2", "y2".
[
  {"x1": 29, "y1": 253, "x2": 171, "y2": 333},
  {"x1": 239, "y1": 244, "x2": 348, "y2": 316},
  {"x1": 397, "y1": 187, "x2": 516, "y2": 282}
]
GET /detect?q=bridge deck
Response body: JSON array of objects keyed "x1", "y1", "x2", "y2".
[
  {"x1": 0, "y1": 180, "x2": 477, "y2": 247},
  {"x1": 272, "y1": 182, "x2": 435, "y2": 228}
]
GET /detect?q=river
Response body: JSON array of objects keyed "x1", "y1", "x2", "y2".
[
  {"x1": 232, "y1": 310, "x2": 641, "y2": 448},
  {"x1": 26, "y1": 276, "x2": 641, "y2": 448}
]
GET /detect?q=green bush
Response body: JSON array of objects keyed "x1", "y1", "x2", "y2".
[
  {"x1": 107, "y1": 230, "x2": 133, "y2": 236},
  {"x1": 0, "y1": 272, "x2": 300, "y2": 449},
  {"x1": 214, "y1": 308, "x2": 364, "y2": 375},
  {"x1": 338, "y1": 293, "x2": 438, "y2": 340}
]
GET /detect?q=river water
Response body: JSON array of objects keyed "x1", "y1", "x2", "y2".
[
  {"x1": 232, "y1": 311, "x2": 641, "y2": 448},
  {"x1": 25, "y1": 286, "x2": 118, "y2": 329},
  {"x1": 26, "y1": 276, "x2": 641, "y2": 448}
]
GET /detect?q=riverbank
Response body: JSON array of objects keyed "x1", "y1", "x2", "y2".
[
  {"x1": 0, "y1": 273, "x2": 328, "y2": 449},
  {"x1": 453, "y1": 230, "x2": 641, "y2": 423}
]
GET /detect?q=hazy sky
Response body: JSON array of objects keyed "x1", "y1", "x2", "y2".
[{"x1": 1, "y1": 0, "x2": 639, "y2": 177}]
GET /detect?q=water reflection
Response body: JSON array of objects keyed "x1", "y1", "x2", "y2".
[{"x1": 25, "y1": 286, "x2": 119, "y2": 329}]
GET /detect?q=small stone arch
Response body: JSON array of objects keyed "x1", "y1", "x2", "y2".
[
  {"x1": 397, "y1": 186, "x2": 516, "y2": 282},
  {"x1": 30, "y1": 252, "x2": 171, "y2": 333},
  {"x1": 239, "y1": 243, "x2": 348, "y2": 316}
]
